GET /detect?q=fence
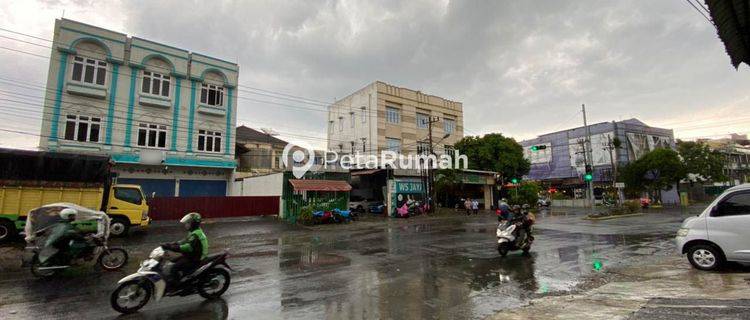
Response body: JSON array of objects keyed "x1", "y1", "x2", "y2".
[{"x1": 148, "y1": 196, "x2": 280, "y2": 221}]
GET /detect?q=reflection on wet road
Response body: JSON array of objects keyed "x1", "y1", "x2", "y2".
[{"x1": 0, "y1": 208, "x2": 698, "y2": 319}]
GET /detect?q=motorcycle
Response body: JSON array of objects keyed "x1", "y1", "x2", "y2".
[
  {"x1": 331, "y1": 208, "x2": 354, "y2": 223},
  {"x1": 110, "y1": 246, "x2": 232, "y2": 314},
  {"x1": 496, "y1": 215, "x2": 533, "y2": 257},
  {"x1": 396, "y1": 203, "x2": 410, "y2": 218},
  {"x1": 24, "y1": 203, "x2": 128, "y2": 278}
]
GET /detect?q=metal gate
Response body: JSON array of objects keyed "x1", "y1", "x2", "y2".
[{"x1": 148, "y1": 196, "x2": 279, "y2": 220}]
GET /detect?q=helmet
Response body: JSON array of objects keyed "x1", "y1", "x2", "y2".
[
  {"x1": 60, "y1": 208, "x2": 77, "y2": 221},
  {"x1": 180, "y1": 212, "x2": 201, "y2": 230},
  {"x1": 511, "y1": 205, "x2": 521, "y2": 211}
]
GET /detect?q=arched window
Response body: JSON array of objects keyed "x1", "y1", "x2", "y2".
[{"x1": 141, "y1": 57, "x2": 172, "y2": 98}]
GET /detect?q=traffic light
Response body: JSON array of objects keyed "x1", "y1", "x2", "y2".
[
  {"x1": 584, "y1": 164, "x2": 593, "y2": 181},
  {"x1": 530, "y1": 145, "x2": 547, "y2": 152},
  {"x1": 511, "y1": 178, "x2": 519, "y2": 184}
]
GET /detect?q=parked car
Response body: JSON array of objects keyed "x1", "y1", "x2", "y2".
[
  {"x1": 349, "y1": 196, "x2": 376, "y2": 212},
  {"x1": 676, "y1": 183, "x2": 750, "y2": 271}
]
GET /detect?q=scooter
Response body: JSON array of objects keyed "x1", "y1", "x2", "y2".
[
  {"x1": 110, "y1": 246, "x2": 231, "y2": 314},
  {"x1": 496, "y1": 217, "x2": 533, "y2": 257},
  {"x1": 396, "y1": 203, "x2": 410, "y2": 218}
]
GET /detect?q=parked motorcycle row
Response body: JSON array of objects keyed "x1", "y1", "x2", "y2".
[
  {"x1": 396, "y1": 199, "x2": 430, "y2": 218},
  {"x1": 22, "y1": 203, "x2": 232, "y2": 314},
  {"x1": 312, "y1": 208, "x2": 355, "y2": 224}
]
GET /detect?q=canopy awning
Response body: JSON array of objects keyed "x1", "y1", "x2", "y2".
[
  {"x1": 351, "y1": 169, "x2": 383, "y2": 176},
  {"x1": 289, "y1": 179, "x2": 352, "y2": 192}
]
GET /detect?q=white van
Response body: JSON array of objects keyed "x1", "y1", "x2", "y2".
[{"x1": 676, "y1": 183, "x2": 750, "y2": 270}]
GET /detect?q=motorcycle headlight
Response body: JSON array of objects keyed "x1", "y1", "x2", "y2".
[{"x1": 676, "y1": 228, "x2": 689, "y2": 237}]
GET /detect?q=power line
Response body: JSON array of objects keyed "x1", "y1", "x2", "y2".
[{"x1": 685, "y1": 0, "x2": 713, "y2": 25}]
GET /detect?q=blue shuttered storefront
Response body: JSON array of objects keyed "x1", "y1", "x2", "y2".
[{"x1": 179, "y1": 180, "x2": 227, "y2": 197}]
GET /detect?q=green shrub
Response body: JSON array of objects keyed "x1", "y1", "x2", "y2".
[
  {"x1": 299, "y1": 205, "x2": 314, "y2": 225},
  {"x1": 623, "y1": 200, "x2": 640, "y2": 213},
  {"x1": 508, "y1": 182, "x2": 541, "y2": 206}
]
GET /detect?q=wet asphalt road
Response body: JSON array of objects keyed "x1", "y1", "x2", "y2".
[{"x1": 0, "y1": 207, "x2": 700, "y2": 320}]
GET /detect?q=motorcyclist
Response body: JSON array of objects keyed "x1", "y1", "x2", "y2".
[
  {"x1": 519, "y1": 204, "x2": 535, "y2": 243},
  {"x1": 161, "y1": 212, "x2": 208, "y2": 283},
  {"x1": 496, "y1": 199, "x2": 511, "y2": 221},
  {"x1": 44, "y1": 208, "x2": 86, "y2": 255}
]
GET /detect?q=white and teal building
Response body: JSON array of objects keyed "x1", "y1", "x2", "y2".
[{"x1": 38, "y1": 19, "x2": 238, "y2": 197}]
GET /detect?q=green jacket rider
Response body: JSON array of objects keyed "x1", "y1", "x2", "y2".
[{"x1": 162, "y1": 212, "x2": 208, "y2": 281}]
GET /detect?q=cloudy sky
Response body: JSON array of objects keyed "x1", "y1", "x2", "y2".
[{"x1": 0, "y1": 0, "x2": 748, "y2": 150}]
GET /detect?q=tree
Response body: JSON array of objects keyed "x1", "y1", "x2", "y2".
[
  {"x1": 453, "y1": 133, "x2": 530, "y2": 180},
  {"x1": 677, "y1": 140, "x2": 727, "y2": 183},
  {"x1": 619, "y1": 148, "x2": 686, "y2": 200},
  {"x1": 508, "y1": 181, "x2": 540, "y2": 206}
]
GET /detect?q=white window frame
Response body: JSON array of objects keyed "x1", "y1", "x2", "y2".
[
  {"x1": 71, "y1": 56, "x2": 107, "y2": 86},
  {"x1": 338, "y1": 116, "x2": 344, "y2": 131},
  {"x1": 141, "y1": 71, "x2": 171, "y2": 98},
  {"x1": 197, "y1": 129, "x2": 222, "y2": 153},
  {"x1": 386, "y1": 106, "x2": 400, "y2": 124},
  {"x1": 200, "y1": 83, "x2": 225, "y2": 107},
  {"x1": 417, "y1": 141, "x2": 430, "y2": 155},
  {"x1": 64, "y1": 114, "x2": 101, "y2": 143},
  {"x1": 360, "y1": 106, "x2": 367, "y2": 123},
  {"x1": 350, "y1": 112, "x2": 355, "y2": 128},
  {"x1": 416, "y1": 112, "x2": 429, "y2": 129},
  {"x1": 136, "y1": 123, "x2": 168, "y2": 149},
  {"x1": 444, "y1": 118, "x2": 456, "y2": 135}
]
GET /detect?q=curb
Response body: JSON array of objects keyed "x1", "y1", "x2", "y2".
[{"x1": 583, "y1": 213, "x2": 644, "y2": 220}]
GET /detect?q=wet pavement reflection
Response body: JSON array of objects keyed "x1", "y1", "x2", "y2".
[{"x1": 0, "y1": 207, "x2": 698, "y2": 319}]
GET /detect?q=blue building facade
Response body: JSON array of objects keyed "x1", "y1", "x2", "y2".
[
  {"x1": 38, "y1": 19, "x2": 238, "y2": 197},
  {"x1": 520, "y1": 119, "x2": 674, "y2": 188}
]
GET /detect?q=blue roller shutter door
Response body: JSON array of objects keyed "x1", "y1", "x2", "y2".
[
  {"x1": 118, "y1": 178, "x2": 175, "y2": 197},
  {"x1": 179, "y1": 180, "x2": 226, "y2": 197}
]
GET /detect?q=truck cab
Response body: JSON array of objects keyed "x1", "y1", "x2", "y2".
[{"x1": 106, "y1": 184, "x2": 151, "y2": 237}]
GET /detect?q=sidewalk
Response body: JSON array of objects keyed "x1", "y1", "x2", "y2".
[{"x1": 489, "y1": 254, "x2": 750, "y2": 319}]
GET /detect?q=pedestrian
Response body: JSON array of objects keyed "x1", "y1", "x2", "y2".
[
  {"x1": 471, "y1": 199, "x2": 479, "y2": 215},
  {"x1": 464, "y1": 198, "x2": 472, "y2": 216}
]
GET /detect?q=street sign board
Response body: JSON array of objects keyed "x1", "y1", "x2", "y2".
[{"x1": 615, "y1": 182, "x2": 625, "y2": 188}]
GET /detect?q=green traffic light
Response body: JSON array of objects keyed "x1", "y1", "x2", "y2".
[
  {"x1": 530, "y1": 146, "x2": 538, "y2": 151},
  {"x1": 584, "y1": 173, "x2": 593, "y2": 181},
  {"x1": 593, "y1": 259, "x2": 603, "y2": 271},
  {"x1": 511, "y1": 178, "x2": 518, "y2": 184}
]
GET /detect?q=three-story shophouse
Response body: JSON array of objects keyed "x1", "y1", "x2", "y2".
[{"x1": 39, "y1": 19, "x2": 238, "y2": 197}]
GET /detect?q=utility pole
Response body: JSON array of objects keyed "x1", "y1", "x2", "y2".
[
  {"x1": 426, "y1": 116, "x2": 441, "y2": 213},
  {"x1": 582, "y1": 104, "x2": 594, "y2": 211}
]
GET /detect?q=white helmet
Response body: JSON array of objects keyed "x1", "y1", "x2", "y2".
[{"x1": 60, "y1": 208, "x2": 77, "y2": 221}]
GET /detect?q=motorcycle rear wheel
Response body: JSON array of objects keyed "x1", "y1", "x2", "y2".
[
  {"x1": 98, "y1": 248, "x2": 129, "y2": 270},
  {"x1": 497, "y1": 244, "x2": 509, "y2": 257},
  {"x1": 197, "y1": 268, "x2": 231, "y2": 299},
  {"x1": 111, "y1": 280, "x2": 151, "y2": 314},
  {"x1": 30, "y1": 254, "x2": 57, "y2": 278}
]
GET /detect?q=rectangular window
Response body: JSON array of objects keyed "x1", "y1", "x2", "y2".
[
  {"x1": 416, "y1": 112, "x2": 429, "y2": 129},
  {"x1": 338, "y1": 116, "x2": 344, "y2": 131},
  {"x1": 444, "y1": 118, "x2": 456, "y2": 135},
  {"x1": 141, "y1": 71, "x2": 170, "y2": 97},
  {"x1": 328, "y1": 120, "x2": 334, "y2": 135},
  {"x1": 63, "y1": 115, "x2": 101, "y2": 143},
  {"x1": 386, "y1": 106, "x2": 400, "y2": 124},
  {"x1": 386, "y1": 137, "x2": 401, "y2": 153},
  {"x1": 136, "y1": 123, "x2": 168, "y2": 149},
  {"x1": 71, "y1": 56, "x2": 106, "y2": 86},
  {"x1": 417, "y1": 141, "x2": 430, "y2": 155},
  {"x1": 200, "y1": 83, "x2": 225, "y2": 107},
  {"x1": 350, "y1": 112, "x2": 355, "y2": 128},
  {"x1": 444, "y1": 145, "x2": 454, "y2": 155},
  {"x1": 361, "y1": 107, "x2": 367, "y2": 123},
  {"x1": 197, "y1": 129, "x2": 222, "y2": 153}
]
